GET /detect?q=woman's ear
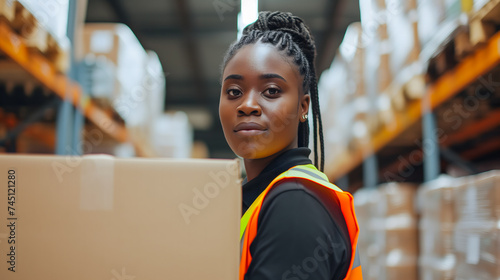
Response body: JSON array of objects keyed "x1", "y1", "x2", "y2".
[{"x1": 300, "y1": 94, "x2": 310, "y2": 122}]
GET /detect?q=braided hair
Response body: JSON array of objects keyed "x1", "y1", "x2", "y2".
[{"x1": 221, "y1": 11, "x2": 325, "y2": 171}]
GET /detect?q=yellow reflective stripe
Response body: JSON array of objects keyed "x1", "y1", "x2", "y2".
[
  {"x1": 240, "y1": 189, "x2": 267, "y2": 240},
  {"x1": 286, "y1": 166, "x2": 344, "y2": 193},
  {"x1": 240, "y1": 171, "x2": 295, "y2": 240},
  {"x1": 240, "y1": 164, "x2": 343, "y2": 240},
  {"x1": 292, "y1": 164, "x2": 329, "y2": 181}
]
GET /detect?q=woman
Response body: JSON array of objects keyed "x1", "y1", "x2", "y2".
[{"x1": 219, "y1": 11, "x2": 362, "y2": 280}]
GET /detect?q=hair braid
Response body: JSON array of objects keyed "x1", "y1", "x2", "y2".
[{"x1": 221, "y1": 11, "x2": 325, "y2": 171}]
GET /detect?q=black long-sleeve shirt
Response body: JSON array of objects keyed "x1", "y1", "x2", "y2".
[{"x1": 242, "y1": 148, "x2": 352, "y2": 280}]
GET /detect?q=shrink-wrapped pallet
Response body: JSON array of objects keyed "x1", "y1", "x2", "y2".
[
  {"x1": 453, "y1": 171, "x2": 500, "y2": 280},
  {"x1": 354, "y1": 183, "x2": 419, "y2": 280},
  {"x1": 418, "y1": 176, "x2": 458, "y2": 280}
]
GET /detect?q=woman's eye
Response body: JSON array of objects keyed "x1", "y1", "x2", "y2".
[
  {"x1": 264, "y1": 88, "x2": 281, "y2": 96},
  {"x1": 227, "y1": 89, "x2": 242, "y2": 97}
]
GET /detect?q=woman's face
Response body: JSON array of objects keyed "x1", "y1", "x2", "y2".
[{"x1": 219, "y1": 42, "x2": 310, "y2": 160}]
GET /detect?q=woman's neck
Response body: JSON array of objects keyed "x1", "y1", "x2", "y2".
[{"x1": 244, "y1": 149, "x2": 290, "y2": 182}]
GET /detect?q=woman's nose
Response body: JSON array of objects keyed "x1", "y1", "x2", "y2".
[{"x1": 237, "y1": 91, "x2": 261, "y2": 116}]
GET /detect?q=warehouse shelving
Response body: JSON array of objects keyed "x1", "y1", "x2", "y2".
[
  {"x1": 0, "y1": 20, "x2": 129, "y2": 144},
  {"x1": 326, "y1": 30, "x2": 500, "y2": 183}
]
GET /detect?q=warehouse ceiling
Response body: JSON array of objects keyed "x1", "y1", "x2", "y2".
[{"x1": 85, "y1": 0, "x2": 360, "y2": 158}]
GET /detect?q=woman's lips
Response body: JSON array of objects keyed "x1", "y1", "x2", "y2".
[{"x1": 234, "y1": 122, "x2": 267, "y2": 136}]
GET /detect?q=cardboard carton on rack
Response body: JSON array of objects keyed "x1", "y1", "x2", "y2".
[
  {"x1": 82, "y1": 23, "x2": 148, "y2": 123},
  {"x1": 0, "y1": 0, "x2": 15, "y2": 23}
]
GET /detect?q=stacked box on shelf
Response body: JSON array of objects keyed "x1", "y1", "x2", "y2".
[
  {"x1": 150, "y1": 112, "x2": 193, "y2": 158},
  {"x1": 417, "y1": 0, "x2": 471, "y2": 79},
  {"x1": 353, "y1": 188, "x2": 380, "y2": 280},
  {"x1": 466, "y1": 0, "x2": 500, "y2": 48},
  {"x1": 126, "y1": 50, "x2": 166, "y2": 149},
  {"x1": 14, "y1": 0, "x2": 71, "y2": 72},
  {"x1": 417, "y1": 0, "x2": 459, "y2": 49},
  {"x1": 354, "y1": 183, "x2": 419, "y2": 280},
  {"x1": 417, "y1": 176, "x2": 458, "y2": 280},
  {"x1": 453, "y1": 170, "x2": 500, "y2": 280},
  {"x1": 377, "y1": 183, "x2": 419, "y2": 280},
  {"x1": 336, "y1": 23, "x2": 377, "y2": 152},
  {"x1": 82, "y1": 23, "x2": 148, "y2": 123},
  {"x1": 359, "y1": 0, "x2": 392, "y2": 93},
  {"x1": 359, "y1": 0, "x2": 399, "y2": 130},
  {"x1": 144, "y1": 51, "x2": 166, "y2": 136},
  {"x1": 0, "y1": 0, "x2": 15, "y2": 23},
  {"x1": 319, "y1": 22, "x2": 367, "y2": 170},
  {"x1": 386, "y1": 0, "x2": 426, "y2": 101}
]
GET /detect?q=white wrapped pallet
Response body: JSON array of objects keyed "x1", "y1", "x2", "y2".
[
  {"x1": 17, "y1": 0, "x2": 70, "y2": 54},
  {"x1": 318, "y1": 23, "x2": 366, "y2": 169},
  {"x1": 129, "y1": 50, "x2": 166, "y2": 145},
  {"x1": 417, "y1": 176, "x2": 458, "y2": 280},
  {"x1": 83, "y1": 23, "x2": 148, "y2": 124},
  {"x1": 151, "y1": 112, "x2": 193, "y2": 158},
  {"x1": 453, "y1": 171, "x2": 500, "y2": 280},
  {"x1": 145, "y1": 51, "x2": 166, "y2": 123}
]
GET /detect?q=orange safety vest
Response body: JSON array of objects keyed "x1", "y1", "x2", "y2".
[{"x1": 240, "y1": 164, "x2": 363, "y2": 280}]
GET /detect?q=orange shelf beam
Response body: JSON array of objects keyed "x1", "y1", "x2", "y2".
[
  {"x1": 327, "y1": 31, "x2": 500, "y2": 181},
  {"x1": 0, "y1": 21, "x2": 128, "y2": 143},
  {"x1": 443, "y1": 110, "x2": 500, "y2": 147},
  {"x1": 462, "y1": 137, "x2": 500, "y2": 160}
]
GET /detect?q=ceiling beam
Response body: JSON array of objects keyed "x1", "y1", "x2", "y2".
[
  {"x1": 103, "y1": 0, "x2": 132, "y2": 27},
  {"x1": 102, "y1": 0, "x2": 149, "y2": 44},
  {"x1": 174, "y1": 0, "x2": 207, "y2": 104}
]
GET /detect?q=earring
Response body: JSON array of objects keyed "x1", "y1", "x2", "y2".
[{"x1": 302, "y1": 115, "x2": 308, "y2": 120}]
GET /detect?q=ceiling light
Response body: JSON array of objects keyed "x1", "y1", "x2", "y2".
[{"x1": 237, "y1": 0, "x2": 258, "y2": 39}]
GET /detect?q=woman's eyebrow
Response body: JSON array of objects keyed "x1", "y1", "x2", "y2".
[
  {"x1": 224, "y1": 74, "x2": 243, "y2": 81},
  {"x1": 260, "y1": 73, "x2": 287, "y2": 82}
]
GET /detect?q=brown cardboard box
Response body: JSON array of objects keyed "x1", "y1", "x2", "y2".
[
  {"x1": 383, "y1": 228, "x2": 419, "y2": 258},
  {"x1": 385, "y1": 265, "x2": 418, "y2": 280},
  {"x1": 377, "y1": 183, "x2": 418, "y2": 225},
  {"x1": 454, "y1": 225, "x2": 500, "y2": 279},
  {"x1": 419, "y1": 263, "x2": 455, "y2": 280},
  {"x1": 0, "y1": 0, "x2": 15, "y2": 23},
  {"x1": 453, "y1": 170, "x2": 500, "y2": 280},
  {"x1": 418, "y1": 176, "x2": 458, "y2": 280},
  {"x1": 0, "y1": 154, "x2": 241, "y2": 279},
  {"x1": 355, "y1": 184, "x2": 419, "y2": 280},
  {"x1": 455, "y1": 170, "x2": 500, "y2": 223},
  {"x1": 418, "y1": 178, "x2": 456, "y2": 228}
]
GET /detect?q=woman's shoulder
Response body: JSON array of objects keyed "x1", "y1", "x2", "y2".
[{"x1": 260, "y1": 177, "x2": 351, "y2": 244}]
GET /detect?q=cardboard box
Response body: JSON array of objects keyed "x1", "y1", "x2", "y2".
[
  {"x1": 17, "y1": 0, "x2": 69, "y2": 46},
  {"x1": 0, "y1": 0, "x2": 15, "y2": 22},
  {"x1": 377, "y1": 183, "x2": 418, "y2": 224},
  {"x1": 454, "y1": 170, "x2": 500, "y2": 222},
  {"x1": 0, "y1": 155, "x2": 241, "y2": 279},
  {"x1": 385, "y1": 265, "x2": 418, "y2": 280},
  {"x1": 82, "y1": 23, "x2": 148, "y2": 124}
]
